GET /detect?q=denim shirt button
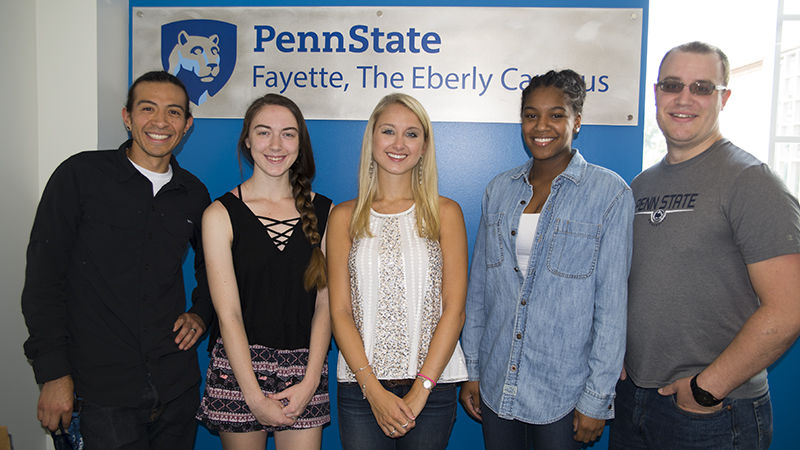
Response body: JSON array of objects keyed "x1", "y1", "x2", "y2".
[
  {"x1": 510, "y1": 365, "x2": 517, "y2": 372},
  {"x1": 511, "y1": 230, "x2": 516, "y2": 236},
  {"x1": 521, "y1": 299, "x2": 527, "y2": 305},
  {"x1": 513, "y1": 267, "x2": 520, "y2": 272},
  {"x1": 520, "y1": 200, "x2": 526, "y2": 205},
  {"x1": 516, "y1": 333, "x2": 522, "y2": 339}
]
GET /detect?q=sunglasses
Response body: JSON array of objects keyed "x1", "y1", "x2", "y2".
[{"x1": 656, "y1": 79, "x2": 727, "y2": 96}]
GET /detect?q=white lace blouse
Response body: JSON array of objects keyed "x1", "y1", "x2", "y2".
[{"x1": 337, "y1": 204, "x2": 468, "y2": 383}]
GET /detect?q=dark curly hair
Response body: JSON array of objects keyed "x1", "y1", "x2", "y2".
[{"x1": 520, "y1": 69, "x2": 586, "y2": 117}]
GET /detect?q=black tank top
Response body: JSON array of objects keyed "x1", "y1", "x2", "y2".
[{"x1": 211, "y1": 191, "x2": 332, "y2": 350}]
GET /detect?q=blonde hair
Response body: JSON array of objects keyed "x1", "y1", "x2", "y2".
[{"x1": 349, "y1": 93, "x2": 440, "y2": 240}]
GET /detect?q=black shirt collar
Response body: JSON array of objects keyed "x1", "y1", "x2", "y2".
[{"x1": 115, "y1": 139, "x2": 187, "y2": 189}]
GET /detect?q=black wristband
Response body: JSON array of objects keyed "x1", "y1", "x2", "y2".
[{"x1": 690, "y1": 374, "x2": 723, "y2": 407}]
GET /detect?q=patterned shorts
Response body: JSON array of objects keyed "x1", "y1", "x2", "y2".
[{"x1": 196, "y1": 338, "x2": 330, "y2": 433}]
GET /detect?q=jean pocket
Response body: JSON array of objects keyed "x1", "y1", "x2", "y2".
[
  {"x1": 546, "y1": 218, "x2": 600, "y2": 278},
  {"x1": 669, "y1": 394, "x2": 727, "y2": 419},
  {"x1": 752, "y1": 392, "x2": 773, "y2": 448},
  {"x1": 484, "y1": 213, "x2": 504, "y2": 268}
]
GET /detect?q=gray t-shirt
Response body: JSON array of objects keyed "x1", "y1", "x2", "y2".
[{"x1": 626, "y1": 139, "x2": 800, "y2": 398}]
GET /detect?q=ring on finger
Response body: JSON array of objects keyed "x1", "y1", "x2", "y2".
[
  {"x1": 390, "y1": 429, "x2": 396, "y2": 436},
  {"x1": 190, "y1": 328, "x2": 197, "y2": 333},
  {"x1": 401, "y1": 421, "x2": 409, "y2": 428}
]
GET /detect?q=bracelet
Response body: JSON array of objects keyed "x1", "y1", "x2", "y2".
[
  {"x1": 353, "y1": 364, "x2": 374, "y2": 399},
  {"x1": 359, "y1": 370, "x2": 375, "y2": 399},
  {"x1": 416, "y1": 372, "x2": 437, "y2": 388}
]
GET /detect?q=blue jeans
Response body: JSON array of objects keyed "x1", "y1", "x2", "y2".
[
  {"x1": 80, "y1": 381, "x2": 199, "y2": 450},
  {"x1": 481, "y1": 399, "x2": 582, "y2": 450},
  {"x1": 609, "y1": 377, "x2": 772, "y2": 449},
  {"x1": 337, "y1": 381, "x2": 457, "y2": 450}
]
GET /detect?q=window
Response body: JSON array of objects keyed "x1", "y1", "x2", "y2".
[
  {"x1": 770, "y1": 0, "x2": 800, "y2": 197},
  {"x1": 644, "y1": 1, "x2": 778, "y2": 170}
]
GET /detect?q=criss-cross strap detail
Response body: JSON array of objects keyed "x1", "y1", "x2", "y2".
[
  {"x1": 257, "y1": 216, "x2": 300, "y2": 250},
  {"x1": 237, "y1": 184, "x2": 300, "y2": 251}
]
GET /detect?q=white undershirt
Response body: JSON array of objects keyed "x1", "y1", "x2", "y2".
[
  {"x1": 516, "y1": 213, "x2": 540, "y2": 275},
  {"x1": 129, "y1": 158, "x2": 173, "y2": 196}
]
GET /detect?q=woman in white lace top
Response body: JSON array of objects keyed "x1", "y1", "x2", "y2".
[{"x1": 327, "y1": 93, "x2": 468, "y2": 450}]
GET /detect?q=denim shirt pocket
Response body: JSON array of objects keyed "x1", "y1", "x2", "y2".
[
  {"x1": 546, "y1": 218, "x2": 600, "y2": 278},
  {"x1": 485, "y1": 213, "x2": 505, "y2": 268}
]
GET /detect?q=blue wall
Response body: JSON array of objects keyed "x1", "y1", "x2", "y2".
[{"x1": 132, "y1": 2, "x2": 800, "y2": 450}]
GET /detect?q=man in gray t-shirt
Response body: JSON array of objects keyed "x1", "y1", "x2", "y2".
[{"x1": 609, "y1": 42, "x2": 800, "y2": 449}]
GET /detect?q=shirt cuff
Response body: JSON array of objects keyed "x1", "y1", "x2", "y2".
[
  {"x1": 188, "y1": 301, "x2": 214, "y2": 328},
  {"x1": 32, "y1": 350, "x2": 71, "y2": 385},
  {"x1": 465, "y1": 358, "x2": 480, "y2": 381},
  {"x1": 575, "y1": 387, "x2": 615, "y2": 420}
]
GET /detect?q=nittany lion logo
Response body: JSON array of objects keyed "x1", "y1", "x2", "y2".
[
  {"x1": 649, "y1": 208, "x2": 667, "y2": 225},
  {"x1": 169, "y1": 31, "x2": 220, "y2": 82},
  {"x1": 161, "y1": 19, "x2": 236, "y2": 106}
]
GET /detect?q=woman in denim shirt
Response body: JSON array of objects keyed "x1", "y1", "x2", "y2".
[{"x1": 460, "y1": 69, "x2": 634, "y2": 449}]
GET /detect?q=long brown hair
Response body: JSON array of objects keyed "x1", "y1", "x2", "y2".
[{"x1": 238, "y1": 93, "x2": 326, "y2": 291}]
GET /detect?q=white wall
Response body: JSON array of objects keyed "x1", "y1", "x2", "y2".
[
  {"x1": 98, "y1": 0, "x2": 129, "y2": 149},
  {"x1": 1, "y1": 1, "x2": 126, "y2": 449},
  {"x1": 0, "y1": 0, "x2": 46, "y2": 448},
  {"x1": 36, "y1": 0, "x2": 99, "y2": 187}
]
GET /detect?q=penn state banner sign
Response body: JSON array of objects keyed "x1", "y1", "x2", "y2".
[{"x1": 132, "y1": 6, "x2": 643, "y2": 124}]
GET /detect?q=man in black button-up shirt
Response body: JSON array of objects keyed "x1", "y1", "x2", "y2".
[{"x1": 22, "y1": 71, "x2": 212, "y2": 449}]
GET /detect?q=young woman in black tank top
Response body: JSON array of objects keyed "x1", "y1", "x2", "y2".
[{"x1": 196, "y1": 94, "x2": 333, "y2": 450}]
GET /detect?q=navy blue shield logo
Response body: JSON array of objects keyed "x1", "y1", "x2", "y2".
[{"x1": 161, "y1": 19, "x2": 237, "y2": 106}]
